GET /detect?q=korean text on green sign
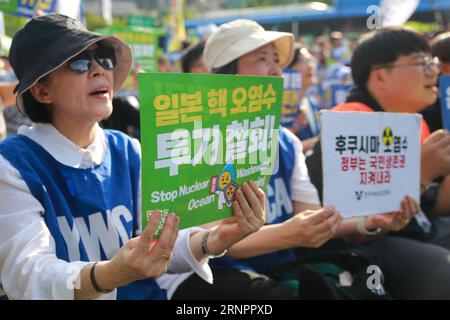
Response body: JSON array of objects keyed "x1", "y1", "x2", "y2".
[{"x1": 139, "y1": 73, "x2": 283, "y2": 230}]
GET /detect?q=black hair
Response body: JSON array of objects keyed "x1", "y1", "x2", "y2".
[
  {"x1": 351, "y1": 27, "x2": 430, "y2": 90},
  {"x1": 181, "y1": 42, "x2": 205, "y2": 73},
  {"x1": 211, "y1": 60, "x2": 238, "y2": 75},
  {"x1": 22, "y1": 89, "x2": 51, "y2": 123},
  {"x1": 101, "y1": 95, "x2": 140, "y2": 139},
  {"x1": 431, "y1": 32, "x2": 450, "y2": 63},
  {"x1": 287, "y1": 46, "x2": 301, "y2": 68}
]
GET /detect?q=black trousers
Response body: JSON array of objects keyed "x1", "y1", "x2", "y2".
[
  {"x1": 172, "y1": 267, "x2": 295, "y2": 300},
  {"x1": 174, "y1": 235, "x2": 450, "y2": 300},
  {"x1": 369, "y1": 235, "x2": 450, "y2": 299}
]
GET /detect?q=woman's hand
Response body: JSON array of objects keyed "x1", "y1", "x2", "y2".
[
  {"x1": 366, "y1": 195, "x2": 420, "y2": 232},
  {"x1": 282, "y1": 206, "x2": 342, "y2": 248},
  {"x1": 101, "y1": 211, "x2": 180, "y2": 288},
  {"x1": 206, "y1": 181, "x2": 265, "y2": 255}
]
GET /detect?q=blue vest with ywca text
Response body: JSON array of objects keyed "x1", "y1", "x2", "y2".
[
  {"x1": 0, "y1": 130, "x2": 165, "y2": 300},
  {"x1": 211, "y1": 127, "x2": 298, "y2": 277}
]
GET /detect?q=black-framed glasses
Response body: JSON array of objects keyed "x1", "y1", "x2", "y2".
[
  {"x1": 67, "y1": 46, "x2": 116, "y2": 73},
  {"x1": 375, "y1": 56, "x2": 440, "y2": 75}
]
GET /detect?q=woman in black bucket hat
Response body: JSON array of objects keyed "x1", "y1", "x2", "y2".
[{"x1": 0, "y1": 14, "x2": 265, "y2": 300}]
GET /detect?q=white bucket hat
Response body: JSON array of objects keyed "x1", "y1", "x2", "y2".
[{"x1": 203, "y1": 19, "x2": 294, "y2": 70}]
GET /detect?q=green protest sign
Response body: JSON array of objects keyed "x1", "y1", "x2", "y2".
[
  {"x1": 0, "y1": 0, "x2": 17, "y2": 13},
  {"x1": 127, "y1": 15, "x2": 156, "y2": 28},
  {"x1": 0, "y1": 0, "x2": 57, "y2": 17},
  {"x1": 96, "y1": 25, "x2": 158, "y2": 72},
  {"x1": 139, "y1": 73, "x2": 283, "y2": 230}
]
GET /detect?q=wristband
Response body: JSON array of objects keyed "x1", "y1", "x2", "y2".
[
  {"x1": 356, "y1": 217, "x2": 382, "y2": 236},
  {"x1": 90, "y1": 262, "x2": 113, "y2": 294},
  {"x1": 201, "y1": 230, "x2": 227, "y2": 258}
]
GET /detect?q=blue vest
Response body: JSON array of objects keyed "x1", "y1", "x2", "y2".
[
  {"x1": 0, "y1": 130, "x2": 166, "y2": 300},
  {"x1": 211, "y1": 128, "x2": 298, "y2": 278}
]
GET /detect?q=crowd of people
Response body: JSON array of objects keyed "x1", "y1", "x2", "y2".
[{"x1": 1, "y1": 13, "x2": 450, "y2": 300}]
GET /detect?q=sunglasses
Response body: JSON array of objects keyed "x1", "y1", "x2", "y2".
[{"x1": 67, "y1": 47, "x2": 116, "y2": 73}]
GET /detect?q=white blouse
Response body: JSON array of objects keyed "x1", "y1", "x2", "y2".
[{"x1": 0, "y1": 123, "x2": 211, "y2": 300}]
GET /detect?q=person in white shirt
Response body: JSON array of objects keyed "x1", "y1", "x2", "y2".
[{"x1": 0, "y1": 14, "x2": 265, "y2": 300}]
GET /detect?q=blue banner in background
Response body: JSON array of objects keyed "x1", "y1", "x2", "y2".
[
  {"x1": 281, "y1": 68, "x2": 302, "y2": 129},
  {"x1": 439, "y1": 75, "x2": 450, "y2": 132},
  {"x1": 15, "y1": 0, "x2": 57, "y2": 18},
  {"x1": 330, "y1": 83, "x2": 353, "y2": 107}
]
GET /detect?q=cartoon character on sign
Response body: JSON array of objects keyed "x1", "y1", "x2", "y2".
[
  {"x1": 210, "y1": 163, "x2": 239, "y2": 210},
  {"x1": 382, "y1": 127, "x2": 393, "y2": 146}
]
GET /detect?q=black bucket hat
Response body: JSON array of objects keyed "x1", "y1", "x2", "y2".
[{"x1": 9, "y1": 14, "x2": 132, "y2": 113}]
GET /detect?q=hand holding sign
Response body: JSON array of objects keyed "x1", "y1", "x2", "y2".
[
  {"x1": 365, "y1": 195, "x2": 420, "y2": 232},
  {"x1": 281, "y1": 206, "x2": 342, "y2": 248},
  {"x1": 321, "y1": 111, "x2": 421, "y2": 218},
  {"x1": 139, "y1": 73, "x2": 282, "y2": 230},
  {"x1": 103, "y1": 211, "x2": 180, "y2": 289},
  {"x1": 205, "y1": 181, "x2": 265, "y2": 255}
]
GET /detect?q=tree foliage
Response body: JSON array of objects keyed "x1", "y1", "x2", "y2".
[
  {"x1": 85, "y1": 13, "x2": 108, "y2": 30},
  {"x1": 4, "y1": 14, "x2": 27, "y2": 37}
]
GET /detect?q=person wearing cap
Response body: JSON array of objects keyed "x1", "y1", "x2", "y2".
[
  {"x1": 0, "y1": 14, "x2": 266, "y2": 300},
  {"x1": 193, "y1": 19, "x2": 422, "y2": 299}
]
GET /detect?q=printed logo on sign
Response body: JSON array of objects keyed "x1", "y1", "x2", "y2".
[
  {"x1": 382, "y1": 127, "x2": 393, "y2": 147},
  {"x1": 355, "y1": 190, "x2": 363, "y2": 201},
  {"x1": 354, "y1": 190, "x2": 391, "y2": 201}
]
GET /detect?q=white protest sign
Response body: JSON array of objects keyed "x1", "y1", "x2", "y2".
[
  {"x1": 321, "y1": 111, "x2": 421, "y2": 218},
  {"x1": 380, "y1": 0, "x2": 419, "y2": 27}
]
